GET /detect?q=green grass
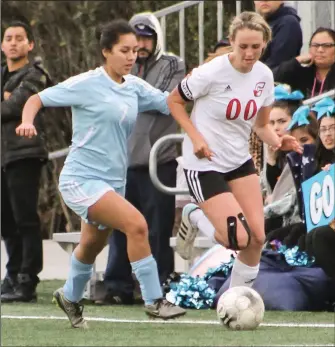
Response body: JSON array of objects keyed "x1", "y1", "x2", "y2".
[{"x1": 1, "y1": 281, "x2": 335, "y2": 346}]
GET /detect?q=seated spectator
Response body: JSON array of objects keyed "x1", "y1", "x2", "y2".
[
  {"x1": 214, "y1": 38, "x2": 230, "y2": 54},
  {"x1": 255, "y1": 1, "x2": 302, "y2": 69},
  {"x1": 261, "y1": 85, "x2": 304, "y2": 200},
  {"x1": 263, "y1": 105, "x2": 318, "y2": 233},
  {"x1": 204, "y1": 39, "x2": 232, "y2": 63},
  {"x1": 274, "y1": 27, "x2": 335, "y2": 98},
  {"x1": 289, "y1": 115, "x2": 318, "y2": 147},
  {"x1": 313, "y1": 98, "x2": 335, "y2": 170}
]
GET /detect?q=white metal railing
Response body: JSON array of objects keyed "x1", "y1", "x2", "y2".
[
  {"x1": 217, "y1": 1, "x2": 223, "y2": 42},
  {"x1": 302, "y1": 89, "x2": 335, "y2": 106},
  {"x1": 154, "y1": 0, "x2": 234, "y2": 65},
  {"x1": 48, "y1": 147, "x2": 70, "y2": 160},
  {"x1": 154, "y1": 1, "x2": 204, "y2": 55}
]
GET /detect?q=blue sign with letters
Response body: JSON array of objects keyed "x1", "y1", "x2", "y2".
[{"x1": 302, "y1": 164, "x2": 335, "y2": 232}]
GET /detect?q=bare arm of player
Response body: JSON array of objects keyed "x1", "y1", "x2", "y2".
[
  {"x1": 15, "y1": 94, "x2": 43, "y2": 138},
  {"x1": 253, "y1": 106, "x2": 281, "y2": 147},
  {"x1": 254, "y1": 106, "x2": 303, "y2": 153},
  {"x1": 167, "y1": 88, "x2": 213, "y2": 160}
]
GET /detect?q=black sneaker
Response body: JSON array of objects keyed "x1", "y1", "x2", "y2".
[
  {"x1": 1, "y1": 276, "x2": 17, "y2": 295},
  {"x1": 1, "y1": 274, "x2": 37, "y2": 303}
]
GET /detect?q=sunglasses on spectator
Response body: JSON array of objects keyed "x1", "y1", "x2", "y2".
[
  {"x1": 310, "y1": 43, "x2": 335, "y2": 49},
  {"x1": 319, "y1": 124, "x2": 335, "y2": 135}
]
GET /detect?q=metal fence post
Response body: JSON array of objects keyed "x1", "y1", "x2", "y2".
[
  {"x1": 179, "y1": 8, "x2": 185, "y2": 62},
  {"x1": 149, "y1": 134, "x2": 189, "y2": 195},
  {"x1": 198, "y1": 1, "x2": 205, "y2": 65}
]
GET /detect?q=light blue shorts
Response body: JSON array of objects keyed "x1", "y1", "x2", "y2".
[{"x1": 58, "y1": 175, "x2": 125, "y2": 230}]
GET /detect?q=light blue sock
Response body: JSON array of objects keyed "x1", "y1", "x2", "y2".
[
  {"x1": 131, "y1": 255, "x2": 162, "y2": 305},
  {"x1": 63, "y1": 253, "x2": 93, "y2": 303}
]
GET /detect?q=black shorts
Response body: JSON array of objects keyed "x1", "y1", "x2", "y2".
[{"x1": 184, "y1": 159, "x2": 257, "y2": 203}]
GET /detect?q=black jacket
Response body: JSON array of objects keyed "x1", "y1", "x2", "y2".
[
  {"x1": 1, "y1": 61, "x2": 51, "y2": 166},
  {"x1": 273, "y1": 58, "x2": 335, "y2": 98},
  {"x1": 261, "y1": 4, "x2": 302, "y2": 70}
]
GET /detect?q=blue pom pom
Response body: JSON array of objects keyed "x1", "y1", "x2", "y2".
[
  {"x1": 165, "y1": 254, "x2": 236, "y2": 309},
  {"x1": 271, "y1": 240, "x2": 315, "y2": 267}
]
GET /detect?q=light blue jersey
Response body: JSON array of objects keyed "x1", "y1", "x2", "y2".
[{"x1": 39, "y1": 66, "x2": 169, "y2": 186}]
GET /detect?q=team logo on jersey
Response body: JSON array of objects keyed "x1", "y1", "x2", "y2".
[{"x1": 253, "y1": 82, "x2": 265, "y2": 97}]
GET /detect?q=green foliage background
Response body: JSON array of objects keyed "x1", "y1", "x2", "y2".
[{"x1": 1, "y1": 1, "x2": 254, "y2": 236}]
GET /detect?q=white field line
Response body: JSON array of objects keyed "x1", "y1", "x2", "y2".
[{"x1": 1, "y1": 314, "x2": 335, "y2": 329}]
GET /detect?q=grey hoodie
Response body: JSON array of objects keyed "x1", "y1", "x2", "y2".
[{"x1": 128, "y1": 12, "x2": 186, "y2": 168}]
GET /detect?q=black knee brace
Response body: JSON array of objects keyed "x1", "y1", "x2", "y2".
[{"x1": 227, "y1": 213, "x2": 251, "y2": 250}]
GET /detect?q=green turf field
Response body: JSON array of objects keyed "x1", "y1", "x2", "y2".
[{"x1": 1, "y1": 281, "x2": 334, "y2": 346}]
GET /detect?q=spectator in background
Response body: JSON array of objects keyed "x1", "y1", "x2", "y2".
[
  {"x1": 261, "y1": 86, "x2": 303, "y2": 231},
  {"x1": 274, "y1": 27, "x2": 335, "y2": 98},
  {"x1": 103, "y1": 12, "x2": 185, "y2": 304},
  {"x1": 264, "y1": 92, "x2": 302, "y2": 195},
  {"x1": 213, "y1": 38, "x2": 230, "y2": 54},
  {"x1": 289, "y1": 116, "x2": 318, "y2": 147},
  {"x1": 312, "y1": 99, "x2": 335, "y2": 172},
  {"x1": 263, "y1": 103, "x2": 319, "y2": 234},
  {"x1": 1, "y1": 21, "x2": 51, "y2": 302},
  {"x1": 204, "y1": 39, "x2": 232, "y2": 64},
  {"x1": 255, "y1": 1, "x2": 302, "y2": 70},
  {"x1": 205, "y1": 38, "x2": 232, "y2": 63}
]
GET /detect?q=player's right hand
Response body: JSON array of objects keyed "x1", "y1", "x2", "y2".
[
  {"x1": 16, "y1": 123, "x2": 37, "y2": 138},
  {"x1": 192, "y1": 135, "x2": 213, "y2": 161}
]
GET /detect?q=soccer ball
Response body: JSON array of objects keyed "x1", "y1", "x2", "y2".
[{"x1": 216, "y1": 286, "x2": 265, "y2": 330}]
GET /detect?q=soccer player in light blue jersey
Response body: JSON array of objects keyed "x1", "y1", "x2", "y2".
[{"x1": 16, "y1": 19, "x2": 186, "y2": 328}]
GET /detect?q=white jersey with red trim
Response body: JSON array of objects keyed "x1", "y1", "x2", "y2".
[{"x1": 178, "y1": 54, "x2": 274, "y2": 173}]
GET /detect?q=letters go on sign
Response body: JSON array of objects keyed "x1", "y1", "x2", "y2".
[{"x1": 302, "y1": 164, "x2": 335, "y2": 232}]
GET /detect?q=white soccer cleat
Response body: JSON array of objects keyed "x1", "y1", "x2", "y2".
[{"x1": 176, "y1": 203, "x2": 200, "y2": 260}]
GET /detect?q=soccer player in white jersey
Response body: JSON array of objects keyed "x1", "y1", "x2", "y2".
[
  {"x1": 16, "y1": 19, "x2": 185, "y2": 328},
  {"x1": 167, "y1": 12, "x2": 302, "y2": 290}
]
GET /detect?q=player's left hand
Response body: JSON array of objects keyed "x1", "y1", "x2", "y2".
[{"x1": 275, "y1": 135, "x2": 303, "y2": 154}]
